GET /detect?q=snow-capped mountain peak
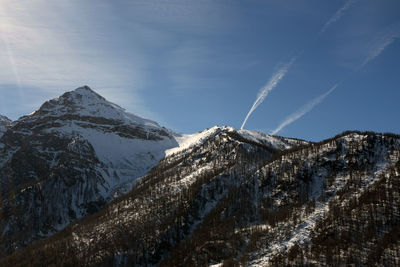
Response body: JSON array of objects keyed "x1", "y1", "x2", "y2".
[
  {"x1": 0, "y1": 86, "x2": 180, "y2": 251},
  {"x1": 167, "y1": 125, "x2": 307, "y2": 157},
  {"x1": 30, "y1": 85, "x2": 160, "y2": 129}
]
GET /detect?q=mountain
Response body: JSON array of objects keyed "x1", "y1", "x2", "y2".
[
  {"x1": 1, "y1": 128, "x2": 399, "y2": 266},
  {"x1": 0, "y1": 115, "x2": 11, "y2": 138},
  {"x1": 0, "y1": 86, "x2": 179, "y2": 254},
  {"x1": 0, "y1": 123, "x2": 308, "y2": 265}
]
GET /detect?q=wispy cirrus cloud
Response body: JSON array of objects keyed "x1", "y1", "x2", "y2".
[
  {"x1": 361, "y1": 22, "x2": 400, "y2": 67},
  {"x1": 0, "y1": 1, "x2": 148, "y2": 114},
  {"x1": 0, "y1": 0, "x2": 231, "y2": 121},
  {"x1": 320, "y1": 0, "x2": 357, "y2": 33},
  {"x1": 271, "y1": 84, "x2": 338, "y2": 135}
]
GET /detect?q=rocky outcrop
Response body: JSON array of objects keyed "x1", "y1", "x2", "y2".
[{"x1": 0, "y1": 115, "x2": 11, "y2": 138}]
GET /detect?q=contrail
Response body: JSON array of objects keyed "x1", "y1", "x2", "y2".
[
  {"x1": 320, "y1": 0, "x2": 357, "y2": 33},
  {"x1": 240, "y1": 57, "x2": 296, "y2": 130},
  {"x1": 271, "y1": 84, "x2": 338, "y2": 135},
  {"x1": 361, "y1": 23, "x2": 400, "y2": 67}
]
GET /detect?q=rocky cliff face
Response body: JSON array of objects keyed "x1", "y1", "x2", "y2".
[{"x1": 0, "y1": 86, "x2": 178, "y2": 254}]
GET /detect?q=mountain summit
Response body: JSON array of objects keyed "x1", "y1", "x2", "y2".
[
  {"x1": 9, "y1": 86, "x2": 178, "y2": 190},
  {"x1": 33, "y1": 86, "x2": 160, "y2": 128}
]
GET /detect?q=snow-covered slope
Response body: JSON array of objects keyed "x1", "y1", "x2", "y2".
[
  {"x1": 11, "y1": 86, "x2": 178, "y2": 196},
  {"x1": 167, "y1": 126, "x2": 306, "y2": 157}
]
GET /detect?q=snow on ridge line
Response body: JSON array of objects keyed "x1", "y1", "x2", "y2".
[
  {"x1": 238, "y1": 129, "x2": 290, "y2": 149},
  {"x1": 165, "y1": 126, "x2": 223, "y2": 156},
  {"x1": 165, "y1": 126, "x2": 300, "y2": 157}
]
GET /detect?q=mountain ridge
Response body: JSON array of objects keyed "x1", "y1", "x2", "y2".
[{"x1": 1, "y1": 129, "x2": 399, "y2": 266}]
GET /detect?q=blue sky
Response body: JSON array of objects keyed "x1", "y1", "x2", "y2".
[{"x1": 0, "y1": 0, "x2": 399, "y2": 141}]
